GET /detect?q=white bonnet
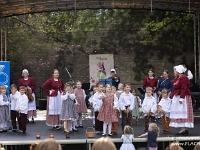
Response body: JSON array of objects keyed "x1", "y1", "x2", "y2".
[
  {"x1": 174, "y1": 65, "x2": 185, "y2": 74},
  {"x1": 22, "y1": 69, "x2": 29, "y2": 76}
]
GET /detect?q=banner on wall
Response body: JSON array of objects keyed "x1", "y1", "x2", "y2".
[
  {"x1": 0, "y1": 61, "x2": 10, "y2": 94},
  {"x1": 89, "y1": 54, "x2": 114, "y2": 86}
]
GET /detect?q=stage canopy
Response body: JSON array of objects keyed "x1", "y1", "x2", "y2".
[{"x1": 0, "y1": 0, "x2": 200, "y2": 17}]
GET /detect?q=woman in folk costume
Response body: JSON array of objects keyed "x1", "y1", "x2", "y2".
[
  {"x1": 42, "y1": 69, "x2": 64, "y2": 129},
  {"x1": 18, "y1": 69, "x2": 36, "y2": 123},
  {"x1": 170, "y1": 65, "x2": 194, "y2": 135},
  {"x1": 0, "y1": 86, "x2": 10, "y2": 132},
  {"x1": 143, "y1": 69, "x2": 158, "y2": 101}
]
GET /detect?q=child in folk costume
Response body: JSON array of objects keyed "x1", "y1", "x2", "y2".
[
  {"x1": 0, "y1": 86, "x2": 10, "y2": 132},
  {"x1": 120, "y1": 125, "x2": 136, "y2": 150},
  {"x1": 16, "y1": 86, "x2": 29, "y2": 133},
  {"x1": 111, "y1": 86, "x2": 120, "y2": 135},
  {"x1": 142, "y1": 87, "x2": 157, "y2": 133},
  {"x1": 74, "y1": 81, "x2": 87, "y2": 128},
  {"x1": 92, "y1": 83, "x2": 104, "y2": 134},
  {"x1": 131, "y1": 89, "x2": 142, "y2": 125},
  {"x1": 60, "y1": 83, "x2": 77, "y2": 136},
  {"x1": 138, "y1": 123, "x2": 160, "y2": 150},
  {"x1": 116, "y1": 83, "x2": 124, "y2": 99},
  {"x1": 88, "y1": 85, "x2": 97, "y2": 127},
  {"x1": 119, "y1": 83, "x2": 134, "y2": 131},
  {"x1": 97, "y1": 84, "x2": 118, "y2": 136},
  {"x1": 157, "y1": 88, "x2": 171, "y2": 134},
  {"x1": 10, "y1": 84, "x2": 20, "y2": 131}
]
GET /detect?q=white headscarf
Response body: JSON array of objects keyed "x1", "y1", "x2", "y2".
[
  {"x1": 174, "y1": 65, "x2": 185, "y2": 74},
  {"x1": 22, "y1": 69, "x2": 29, "y2": 76}
]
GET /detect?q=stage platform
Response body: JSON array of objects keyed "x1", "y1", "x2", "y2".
[{"x1": 0, "y1": 111, "x2": 200, "y2": 150}]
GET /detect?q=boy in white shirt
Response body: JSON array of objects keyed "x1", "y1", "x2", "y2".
[
  {"x1": 142, "y1": 87, "x2": 157, "y2": 132},
  {"x1": 92, "y1": 83, "x2": 104, "y2": 134},
  {"x1": 10, "y1": 84, "x2": 20, "y2": 131},
  {"x1": 116, "y1": 83, "x2": 124, "y2": 99},
  {"x1": 158, "y1": 88, "x2": 171, "y2": 134},
  {"x1": 119, "y1": 83, "x2": 134, "y2": 131},
  {"x1": 16, "y1": 86, "x2": 28, "y2": 133}
]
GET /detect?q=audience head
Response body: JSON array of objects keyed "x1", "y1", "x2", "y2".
[
  {"x1": 132, "y1": 89, "x2": 137, "y2": 96},
  {"x1": 35, "y1": 139, "x2": 62, "y2": 150},
  {"x1": 194, "y1": 142, "x2": 200, "y2": 150},
  {"x1": 111, "y1": 86, "x2": 116, "y2": 94},
  {"x1": 92, "y1": 137, "x2": 116, "y2": 150},
  {"x1": 96, "y1": 82, "x2": 103, "y2": 92},
  {"x1": 148, "y1": 123, "x2": 160, "y2": 136},
  {"x1": 30, "y1": 143, "x2": 38, "y2": 150},
  {"x1": 166, "y1": 142, "x2": 184, "y2": 150},
  {"x1": 123, "y1": 125, "x2": 133, "y2": 135}
]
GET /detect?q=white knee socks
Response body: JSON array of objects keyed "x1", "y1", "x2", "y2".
[
  {"x1": 103, "y1": 122, "x2": 108, "y2": 134},
  {"x1": 108, "y1": 122, "x2": 112, "y2": 134}
]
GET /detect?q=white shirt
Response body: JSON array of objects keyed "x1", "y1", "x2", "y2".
[
  {"x1": 142, "y1": 96, "x2": 157, "y2": 116},
  {"x1": 184, "y1": 68, "x2": 193, "y2": 80},
  {"x1": 10, "y1": 91, "x2": 20, "y2": 110},
  {"x1": 0, "y1": 95, "x2": 9, "y2": 106},
  {"x1": 113, "y1": 94, "x2": 119, "y2": 110},
  {"x1": 16, "y1": 94, "x2": 28, "y2": 114},
  {"x1": 92, "y1": 92, "x2": 104, "y2": 112},
  {"x1": 119, "y1": 92, "x2": 134, "y2": 111},
  {"x1": 158, "y1": 97, "x2": 171, "y2": 117},
  {"x1": 61, "y1": 92, "x2": 76, "y2": 101}
]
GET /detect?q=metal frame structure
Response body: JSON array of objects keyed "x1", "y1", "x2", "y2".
[{"x1": 0, "y1": 0, "x2": 200, "y2": 81}]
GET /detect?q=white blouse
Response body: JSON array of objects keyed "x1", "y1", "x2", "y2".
[
  {"x1": 92, "y1": 92, "x2": 104, "y2": 112},
  {"x1": 142, "y1": 96, "x2": 157, "y2": 116},
  {"x1": 16, "y1": 94, "x2": 28, "y2": 114},
  {"x1": 158, "y1": 97, "x2": 171, "y2": 117},
  {"x1": 119, "y1": 92, "x2": 134, "y2": 111}
]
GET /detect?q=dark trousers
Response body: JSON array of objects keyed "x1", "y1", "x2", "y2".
[
  {"x1": 144, "y1": 116, "x2": 155, "y2": 131},
  {"x1": 11, "y1": 110, "x2": 19, "y2": 129},
  {"x1": 18, "y1": 113, "x2": 27, "y2": 132},
  {"x1": 122, "y1": 111, "x2": 132, "y2": 131},
  {"x1": 95, "y1": 111, "x2": 103, "y2": 132}
]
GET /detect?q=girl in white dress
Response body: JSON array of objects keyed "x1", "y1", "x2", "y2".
[{"x1": 120, "y1": 125, "x2": 136, "y2": 150}]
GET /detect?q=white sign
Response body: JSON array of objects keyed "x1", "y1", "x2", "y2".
[{"x1": 89, "y1": 54, "x2": 114, "y2": 86}]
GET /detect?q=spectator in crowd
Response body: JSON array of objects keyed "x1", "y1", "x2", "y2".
[
  {"x1": 92, "y1": 137, "x2": 116, "y2": 150},
  {"x1": 108, "y1": 69, "x2": 120, "y2": 90},
  {"x1": 35, "y1": 139, "x2": 62, "y2": 150},
  {"x1": 180, "y1": 62, "x2": 193, "y2": 80}
]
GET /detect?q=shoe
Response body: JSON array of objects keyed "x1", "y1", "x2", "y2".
[
  {"x1": 53, "y1": 127, "x2": 56, "y2": 130},
  {"x1": 75, "y1": 125, "x2": 79, "y2": 128},
  {"x1": 3, "y1": 130, "x2": 7, "y2": 132},
  {"x1": 93, "y1": 124, "x2": 95, "y2": 127},
  {"x1": 108, "y1": 133, "x2": 112, "y2": 136},
  {"x1": 31, "y1": 118, "x2": 34, "y2": 123},
  {"x1": 0, "y1": 130, "x2": 3, "y2": 133},
  {"x1": 79, "y1": 125, "x2": 83, "y2": 128},
  {"x1": 163, "y1": 130, "x2": 170, "y2": 134},
  {"x1": 56, "y1": 126, "x2": 61, "y2": 130},
  {"x1": 23, "y1": 131, "x2": 26, "y2": 133},
  {"x1": 112, "y1": 132, "x2": 117, "y2": 135},
  {"x1": 12, "y1": 128, "x2": 17, "y2": 132},
  {"x1": 17, "y1": 130, "x2": 23, "y2": 133},
  {"x1": 72, "y1": 128, "x2": 78, "y2": 132},
  {"x1": 65, "y1": 132, "x2": 70, "y2": 138},
  {"x1": 102, "y1": 133, "x2": 106, "y2": 136},
  {"x1": 176, "y1": 130, "x2": 188, "y2": 135}
]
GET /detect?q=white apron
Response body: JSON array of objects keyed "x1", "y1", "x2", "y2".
[{"x1": 48, "y1": 91, "x2": 62, "y2": 115}]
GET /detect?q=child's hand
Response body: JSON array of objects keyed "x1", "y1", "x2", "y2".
[{"x1": 138, "y1": 135, "x2": 142, "y2": 138}]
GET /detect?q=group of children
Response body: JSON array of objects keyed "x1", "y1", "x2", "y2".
[{"x1": 0, "y1": 84, "x2": 29, "y2": 133}]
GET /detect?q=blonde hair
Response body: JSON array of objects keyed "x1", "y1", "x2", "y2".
[
  {"x1": 118, "y1": 83, "x2": 124, "y2": 87},
  {"x1": 124, "y1": 125, "x2": 133, "y2": 135},
  {"x1": 161, "y1": 88, "x2": 169, "y2": 94},
  {"x1": 167, "y1": 142, "x2": 183, "y2": 150},
  {"x1": 92, "y1": 137, "x2": 116, "y2": 150},
  {"x1": 149, "y1": 123, "x2": 160, "y2": 136},
  {"x1": 10, "y1": 84, "x2": 17, "y2": 89},
  {"x1": 146, "y1": 87, "x2": 153, "y2": 92},
  {"x1": 35, "y1": 139, "x2": 61, "y2": 150},
  {"x1": 30, "y1": 143, "x2": 38, "y2": 150},
  {"x1": 105, "y1": 84, "x2": 111, "y2": 88},
  {"x1": 194, "y1": 142, "x2": 200, "y2": 150},
  {"x1": 111, "y1": 86, "x2": 116, "y2": 90}
]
